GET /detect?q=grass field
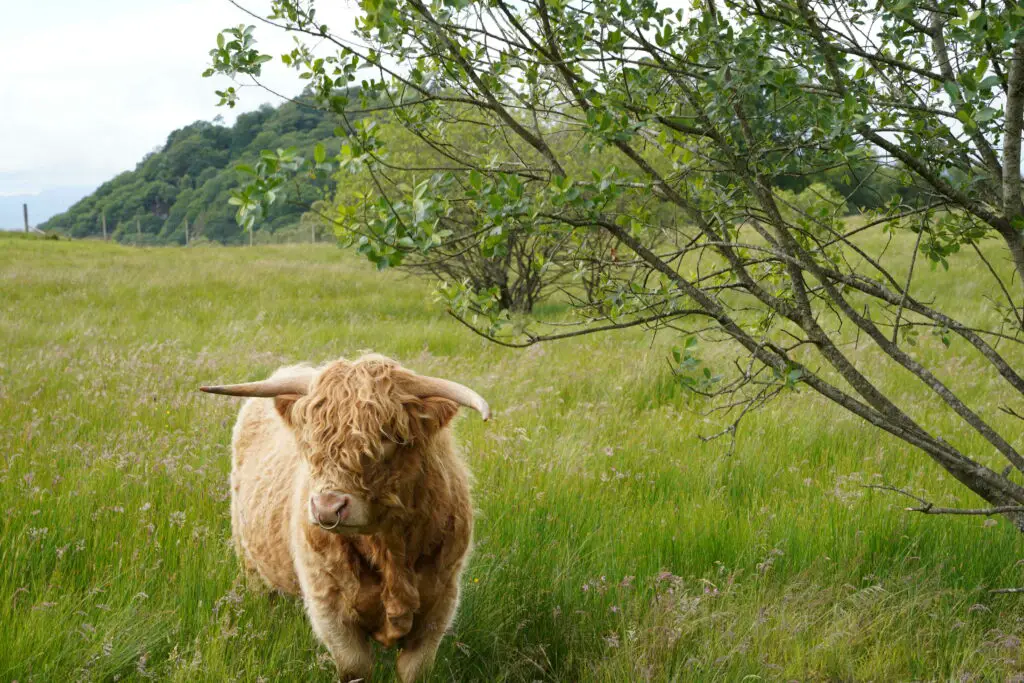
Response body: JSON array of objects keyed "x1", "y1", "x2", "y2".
[{"x1": 3, "y1": 235, "x2": 1024, "y2": 681}]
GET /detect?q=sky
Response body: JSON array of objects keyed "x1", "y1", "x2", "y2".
[{"x1": 0, "y1": 0, "x2": 359, "y2": 222}]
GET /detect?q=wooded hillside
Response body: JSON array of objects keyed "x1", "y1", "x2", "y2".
[{"x1": 41, "y1": 94, "x2": 354, "y2": 244}]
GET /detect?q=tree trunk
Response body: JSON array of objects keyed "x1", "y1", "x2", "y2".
[{"x1": 1000, "y1": 230, "x2": 1024, "y2": 306}]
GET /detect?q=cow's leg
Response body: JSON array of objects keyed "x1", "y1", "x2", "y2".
[
  {"x1": 230, "y1": 497, "x2": 267, "y2": 593},
  {"x1": 232, "y1": 503, "x2": 289, "y2": 597},
  {"x1": 304, "y1": 596, "x2": 373, "y2": 682},
  {"x1": 234, "y1": 541, "x2": 267, "y2": 592},
  {"x1": 396, "y1": 580, "x2": 460, "y2": 683}
]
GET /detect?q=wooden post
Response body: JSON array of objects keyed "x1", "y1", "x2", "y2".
[
  {"x1": 22, "y1": 203, "x2": 29, "y2": 232},
  {"x1": 249, "y1": 225, "x2": 253, "y2": 247},
  {"x1": 311, "y1": 220, "x2": 316, "y2": 244},
  {"x1": 136, "y1": 217, "x2": 141, "y2": 245},
  {"x1": 184, "y1": 218, "x2": 189, "y2": 246},
  {"x1": 101, "y1": 211, "x2": 107, "y2": 240}
]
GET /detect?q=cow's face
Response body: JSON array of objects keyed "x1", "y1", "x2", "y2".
[
  {"x1": 281, "y1": 358, "x2": 460, "y2": 535},
  {"x1": 303, "y1": 439, "x2": 399, "y2": 533}
]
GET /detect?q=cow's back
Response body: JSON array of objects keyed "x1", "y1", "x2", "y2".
[{"x1": 230, "y1": 397, "x2": 302, "y2": 594}]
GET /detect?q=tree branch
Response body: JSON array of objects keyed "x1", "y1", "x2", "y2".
[{"x1": 866, "y1": 484, "x2": 1024, "y2": 516}]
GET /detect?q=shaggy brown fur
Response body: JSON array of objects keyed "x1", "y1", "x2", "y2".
[{"x1": 228, "y1": 355, "x2": 474, "y2": 682}]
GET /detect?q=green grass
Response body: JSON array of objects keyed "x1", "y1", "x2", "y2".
[{"x1": 3, "y1": 236, "x2": 1024, "y2": 681}]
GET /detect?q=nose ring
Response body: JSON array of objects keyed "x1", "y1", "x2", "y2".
[{"x1": 315, "y1": 510, "x2": 342, "y2": 530}]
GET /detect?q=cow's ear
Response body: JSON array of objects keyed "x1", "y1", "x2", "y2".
[
  {"x1": 274, "y1": 393, "x2": 302, "y2": 425},
  {"x1": 409, "y1": 396, "x2": 460, "y2": 434}
]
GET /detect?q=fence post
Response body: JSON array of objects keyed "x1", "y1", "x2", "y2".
[
  {"x1": 23, "y1": 203, "x2": 29, "y2": 232},
  {"x1": 101, "y1": 211, "x2": 107, "y2": 240}
]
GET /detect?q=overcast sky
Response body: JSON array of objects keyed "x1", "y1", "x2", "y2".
[{"x1": 0, "y1": 0, "x2": 359, "y2": 198}]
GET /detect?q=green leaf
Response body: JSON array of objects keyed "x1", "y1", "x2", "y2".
[
  {"x1": 975, "y1": 106, "x2": 997, "y2": 123},
  {"x1": 979, "y1": 75, "x2": 1002, "y2": 90},
  {"x1": 942, "y1": 80, "x2": 960, "y2": 103},
  {"x1": 955, "y1": 109, "x2": 976, "y2": 128}
]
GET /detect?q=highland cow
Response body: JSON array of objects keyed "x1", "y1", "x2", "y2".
[{"x1": 200, "y1": 354, "x2": 489, "y2": 682}]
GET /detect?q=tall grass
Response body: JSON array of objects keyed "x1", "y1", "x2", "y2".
[{"x1": 2, "y1": 236, "x2": 1024, "y2": 681}]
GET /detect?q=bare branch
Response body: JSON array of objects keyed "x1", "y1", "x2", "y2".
[{"x1": 866, "y1": 484, "x2": 1024, "y2": 516}]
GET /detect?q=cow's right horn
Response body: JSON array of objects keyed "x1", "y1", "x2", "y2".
[{"x1": 200, "y1": 374, "x2": 313, "y2": 398}]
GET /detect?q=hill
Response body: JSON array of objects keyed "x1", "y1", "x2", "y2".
[{"x1": 39, "y1": 96, "x2": 354, "y2": 244}]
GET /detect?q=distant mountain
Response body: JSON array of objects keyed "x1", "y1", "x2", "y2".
[
  {"x1": 41, "y1": 92, "x2": 362, "y2": 244},
  {"x1": 0, "y1": 186, "x2": 95, "y2": 231}
]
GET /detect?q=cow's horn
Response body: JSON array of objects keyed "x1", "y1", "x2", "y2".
[
  {"x1": 405, "y1": 375, "x2": 490, "y2": 421},
  {"x1": 200, "y1": 374, "x2": 313, "y2": 398}
]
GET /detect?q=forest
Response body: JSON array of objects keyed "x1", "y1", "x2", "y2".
[{"x1": 39, "y1": 93, "x2": 357, "y2": 244}]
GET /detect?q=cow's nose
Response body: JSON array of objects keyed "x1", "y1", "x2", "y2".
[{"x1": 310, "y1": 491, "x2": 350, "y2": 528}]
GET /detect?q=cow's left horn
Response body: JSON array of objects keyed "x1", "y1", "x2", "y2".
[
  {"x1": 406, "y1": 375, "x2": 490, "y2": 421},
  {"x1": 200, "y1": 374, "x2": 313, "y2": 398}
]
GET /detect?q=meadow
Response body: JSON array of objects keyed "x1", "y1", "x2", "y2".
[{"x1": 3, "y1": 234, "x2": 1024, "y2": 681}]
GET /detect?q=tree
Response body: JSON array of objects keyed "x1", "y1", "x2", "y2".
[
  {"x1": 327, "y1": 113, "x2": 609, "y2": 312},
  {"x1": 208, "y1": 1, "x2": 1024, "y2": 528}
]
